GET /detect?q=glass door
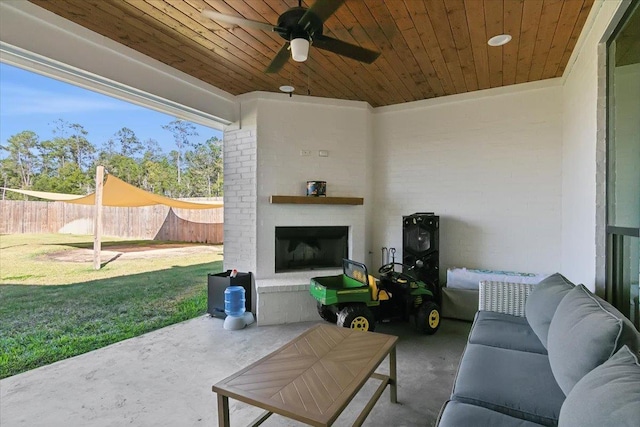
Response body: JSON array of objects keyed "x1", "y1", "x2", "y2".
[{"x1": 606, "y1": 0, "x2": 640, "y2": 330}]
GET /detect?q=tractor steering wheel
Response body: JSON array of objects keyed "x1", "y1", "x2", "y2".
[{"x1": 378, "y1": 262, "x2": 415, "y2": 282}]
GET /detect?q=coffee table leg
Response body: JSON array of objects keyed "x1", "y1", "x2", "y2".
[
  {"x1": 389, "y1": 346, "x2": 397, "y2": 403},
  {"x1": 217, "y1": 394, "x2": 230, "y2": 427}
]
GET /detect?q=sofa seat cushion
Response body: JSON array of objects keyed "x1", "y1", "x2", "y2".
[
  {"x1": 525, "y1": 273, "x2": 575, "y2": 348},
  {"x1": 469, "y1": 311, "x2": 547, "y2": 354},
  {"x1": 547, "y1": 284, "x2": 640, "y2": 395},
  {"x1": 452, "y1": 344, "x2": 564, "y2": 426},
  {"x1": 438, "y1": 400, "x2": 547, "y2": 427},
  {"x1": 559, "y1": 345, "x2": 640, "y2": 427}
]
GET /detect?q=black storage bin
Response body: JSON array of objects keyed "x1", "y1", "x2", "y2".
[{"x1": 207, "y1": 271, "x2": 253, "y2": 319}]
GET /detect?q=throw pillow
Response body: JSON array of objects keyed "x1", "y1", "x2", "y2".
[
  {"x1": 559, "y1": 345, "x2": 640, "y2": 427},
  {"x1": 547, "y1": 285, "x2": 632, "y2": 395},
  {"x1": 525, "y1": 273, "x2": 574, "y2": 348}
]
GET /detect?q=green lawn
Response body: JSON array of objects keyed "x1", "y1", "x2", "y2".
[{"x1": 0, "y1": 234, "x2": 223, "y2": 379}]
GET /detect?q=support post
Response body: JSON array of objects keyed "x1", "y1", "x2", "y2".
[{"x1": 93, "y1": 165, "x2": 104, "y2": 270}]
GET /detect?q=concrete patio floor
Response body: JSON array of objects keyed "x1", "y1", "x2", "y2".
[{"x1": 0, "y1": 316, "x2": 471, "y2": 427}]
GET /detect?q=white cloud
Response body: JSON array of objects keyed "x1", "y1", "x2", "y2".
[{"x1": 0, "y1": 83, "x2": 137, "y2": 115}]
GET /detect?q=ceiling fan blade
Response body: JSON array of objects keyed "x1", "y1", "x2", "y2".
[
  {"x1": 299, "y1": 0, "x2": 345, "y2": 28},
  {"x1": 202, "y1": 9, "x2": 279, "y2": 32},
  {"x1": 265, "y1": 43, "x2": 291, "y2": 73},
  {"x1": 312, "y1": 35, "x2": 380, "y2": 64}
]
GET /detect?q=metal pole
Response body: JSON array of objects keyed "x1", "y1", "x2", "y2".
[{"x1": 93, "y1": 166, "x2": 104, "y2": 270}]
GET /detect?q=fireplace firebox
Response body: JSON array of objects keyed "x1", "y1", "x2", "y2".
[{"x1": 275, "y1": 226, "x2": 348, "y2": 273}]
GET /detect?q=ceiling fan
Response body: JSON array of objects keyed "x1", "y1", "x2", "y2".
[{"x1": 202, "y1": 0, "x2": 381, "y2": 73}]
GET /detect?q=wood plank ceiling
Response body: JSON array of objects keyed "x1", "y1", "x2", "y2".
[{"x1": 28, "y1": 0, "x2": 595, "y2": 108}]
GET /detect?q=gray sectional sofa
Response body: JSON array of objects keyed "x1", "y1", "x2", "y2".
[{"x1": 437, "y1": 273, "x2": 640, "y2": 427}]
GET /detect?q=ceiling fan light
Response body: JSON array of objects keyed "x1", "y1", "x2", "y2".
[{"x1": 290, "y1": 38, "x2": 310, "y2": 62}]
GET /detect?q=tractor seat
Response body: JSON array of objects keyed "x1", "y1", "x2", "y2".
[{"x1": 368, "y1": 275, "x2": 391, "y2": 301}]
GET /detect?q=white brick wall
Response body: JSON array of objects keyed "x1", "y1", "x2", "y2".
[
  {"x1": 226, "y1": 88, "x2": 571, "y2": 324},
  {"x1": 561, "y1": 0, "x2": 627, "y2": 291},
  {"x1": 224, "y1": 95, "x2": 371, "y2": 325},
  {"x1": 223, "y1": 109, "x2": 258, "y2": 275},
  {"x1": 372, "y1": 82, "x2": 564, "y2": 279},
  {"x1": 253, "y1": 97, "x2": 371, "y2": 280},
  {"x1": 255, "y1": 276, "x2": 327, "y2": 325}
]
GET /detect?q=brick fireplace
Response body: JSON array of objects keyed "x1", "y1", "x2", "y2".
[{"x1": 222, "y1": 95, "x2": 372, "y2": 325}]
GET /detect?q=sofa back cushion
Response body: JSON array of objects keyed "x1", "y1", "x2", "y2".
[
  {"x1": 525, "y1": 273, "x2": 574, "y2": 348},
  {"x1": 547, "y1": 284, "x2": 640, "y2": 395},
  {"x1": 559, "y1": 345, "x2": 640, "y2": 427}
]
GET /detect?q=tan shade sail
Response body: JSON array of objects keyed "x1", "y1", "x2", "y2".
[
  {"x1": 1, "y1": 175, "x2": 223, "y2": 209},
  {"x1": 0, "y1": 188, "x2": 85, "y2": 201}
]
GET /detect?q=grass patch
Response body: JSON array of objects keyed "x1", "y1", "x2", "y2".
[
  {"x1": 1, "y1": 234, "x2": 222, "y2": 286},
  {"x1": 0, "y1": 234, "x2": 223, "y2": 379}
]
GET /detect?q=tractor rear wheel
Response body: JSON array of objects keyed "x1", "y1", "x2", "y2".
[
  {"x1": 337, "y1": 305, "x2": 375, "y2": 332},
  {"x1": 416, "y1": 301, "x2": 440, "y2": 335},
  {"x1": 317, "y1": 302, "x2": 337, "y2": 323}
]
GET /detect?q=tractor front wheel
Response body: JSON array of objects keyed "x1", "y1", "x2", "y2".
[
  {"x1": 337, "y1": 305, "x2": 375, "y2": 332},
  {"x1": 416, "y1": 302, "x2": 441, "y2": 335},
  {"x1": 317, "y1": 302, "x2": 338, "y2": 323}
]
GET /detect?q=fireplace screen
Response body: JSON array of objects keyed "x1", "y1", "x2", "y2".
[{"x1": 275, "y1": 226, "x2": 348, "y2": 273}]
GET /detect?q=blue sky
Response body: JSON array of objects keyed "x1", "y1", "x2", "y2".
[{"x1": 0, "y1": 63, "x2": 222, "y2": 154}]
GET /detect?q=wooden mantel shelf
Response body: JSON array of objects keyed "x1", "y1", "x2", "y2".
[{"x1": 270, "y1": 195, "x2": 364, "y2": 205}]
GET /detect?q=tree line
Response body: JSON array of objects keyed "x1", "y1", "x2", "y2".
[{"x1": 0, "y1": 119, "x2": 223, "y2": 200}]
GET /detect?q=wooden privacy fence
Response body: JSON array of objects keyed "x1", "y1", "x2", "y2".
[{"x1": 0, "y1": 200, "x2": 224, "y2": 243}]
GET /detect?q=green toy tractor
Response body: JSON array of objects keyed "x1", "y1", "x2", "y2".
[{"x1": 310, "y1": 259, "x2": 441, "y2": 334}]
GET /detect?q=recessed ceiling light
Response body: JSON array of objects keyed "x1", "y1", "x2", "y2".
[
  {"x1": 488, "y1": 34, "x2": 512, "y2": 47},
  {"x1": 279, "y1": 85, "x2": 295, "y2": 93}
]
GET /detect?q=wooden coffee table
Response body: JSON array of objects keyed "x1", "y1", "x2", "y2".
[{"x1": 212, "y1": 324, "x2": 398, "y2": 426}]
